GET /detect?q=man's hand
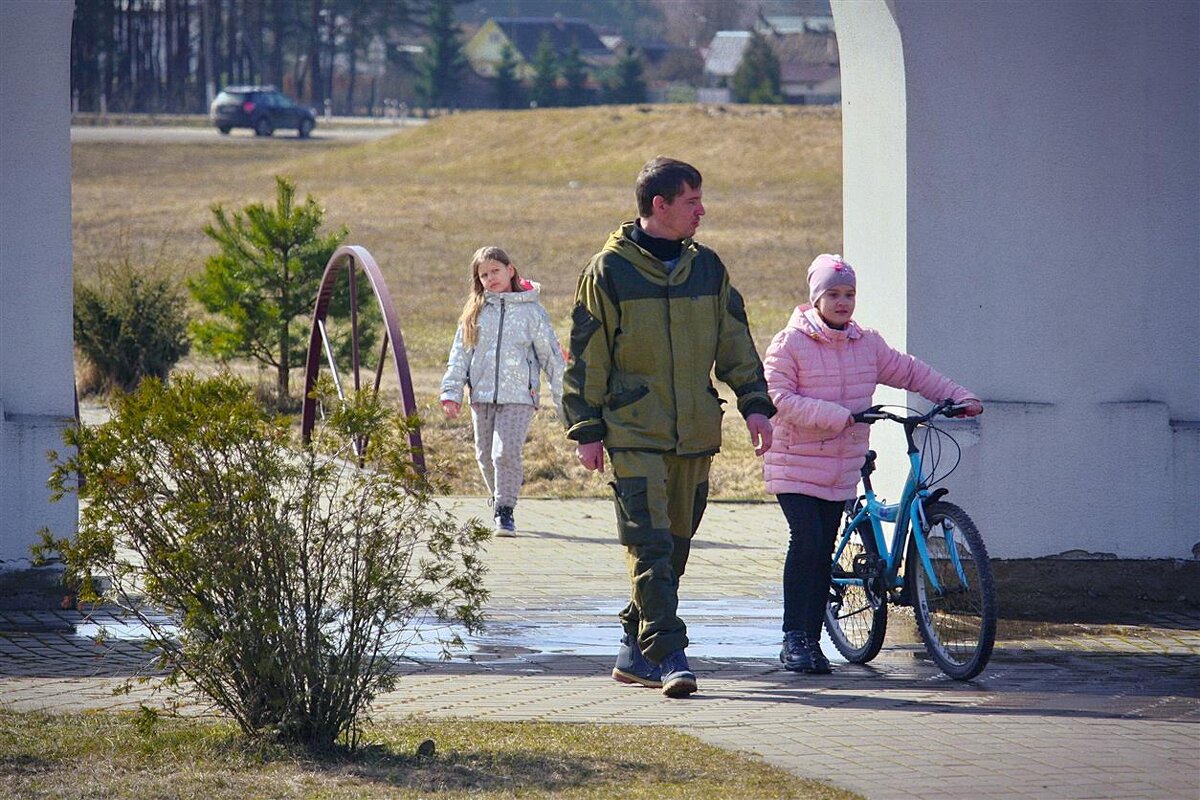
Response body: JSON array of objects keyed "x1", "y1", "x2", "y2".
[
  {"x1": 576, "y1": 441, "x2": 605, "y2": 472},
  {"x1": 441, "y1": 399, "x2": 460, "y2": 419},
  {"x1": 746, "y1": 413, "x2": 773, "y2": 456}
]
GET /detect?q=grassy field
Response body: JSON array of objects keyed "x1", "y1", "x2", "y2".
[
  {"x1": 73, "y1": 105, "x2": 843, "y2": 498},
  {"x1": 0, "y1": 709, "x2": 856, "y2": 799}
]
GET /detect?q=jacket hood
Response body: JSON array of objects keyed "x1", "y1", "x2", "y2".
[
  {"x1": 602, "y1": 222, "x2": 699, "y2": 285},
  {"x1": 786, "y1": 303, "x2": 864, "y2": 343},
  {"x1": 484, "y1": 280, "x2": 542, "y2": 304}
]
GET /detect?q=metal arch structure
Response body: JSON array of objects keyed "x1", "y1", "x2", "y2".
[{"x1": 300, "y1": 245, "x2": 425, "y2": 472}]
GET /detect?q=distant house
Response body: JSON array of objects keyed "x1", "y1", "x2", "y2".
[
  {"x1": 772, "y1": 28, "x2": 840, "y2": 105},
  {"x1": 464, "y1": 16, "x2": 613, "y2": 80},
  {"x1": 700, "y1": 21, "x2": 840, "y2": 105},
  {"x1": 701, "y1": 30, "x2": 752, "y2": 93}
]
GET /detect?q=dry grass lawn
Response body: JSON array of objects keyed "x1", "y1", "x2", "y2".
[
  {"x1": 0, "y1": 709, "x2": 857, "y2": 799},
  {"x1": 73, "y1": 105, "x2": 842, "y2": 498}
]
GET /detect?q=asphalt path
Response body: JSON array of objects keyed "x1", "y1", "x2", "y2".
[{"x1": 70, "y1": 121, "x2": 419, "y2": 145}]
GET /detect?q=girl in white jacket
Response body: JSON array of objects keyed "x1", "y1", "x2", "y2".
[{"x1": 440, "y1": 246, "x2": 564, "y2": 536}]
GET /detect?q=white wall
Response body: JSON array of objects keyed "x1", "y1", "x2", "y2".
[
  {"x1": 0, "y1": 1, "x2": 77, "y2": 568},
  {"x1": 833, "y1": 0, "x2": 1199, "y2": 558}
]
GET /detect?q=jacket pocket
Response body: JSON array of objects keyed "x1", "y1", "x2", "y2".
[
  {"x1": 607, "y1": 384, "x2": 650, "y2": 411},
  {"x1": 779, "y1": 423, "x2": 838, "y2": 449}
]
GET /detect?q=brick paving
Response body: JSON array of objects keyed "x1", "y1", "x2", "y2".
[{"x1": 2, "y1": 497, "x2": 1197, "y2": 799}]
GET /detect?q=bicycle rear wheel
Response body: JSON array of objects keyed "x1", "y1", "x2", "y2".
[
  {"x1": 824, "y1": 510, "x2": 888, "y2": 663},
  {"x1": 907, "y1": 501, "x2": 997, "y2": 680}
]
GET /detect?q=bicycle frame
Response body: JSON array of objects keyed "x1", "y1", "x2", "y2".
[{"x1": 832, "y1": 411, "x2": 967, "y2": 598}]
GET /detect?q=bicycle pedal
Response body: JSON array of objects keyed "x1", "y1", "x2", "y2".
[
  {"x1": 852, "y1": 552, "x2": 884, "y2": 580},
  {"x1": 890, "y1": 589, "x2": 912, "y2": 607}
]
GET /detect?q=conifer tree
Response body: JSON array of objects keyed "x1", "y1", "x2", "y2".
[
  {"x1": 560, "y1": 42, "x2": 589, "y2": 107},
  {"x1": 732, "y1": 31, "x2": 783, "y2": 104},
  {"x1": 608, "y1": 44, "x2": 646, "y2": 104},
  {"x1": 416, "y1": 0, "x2": 466, "y2": 108},
  {"x1": 494, "y1": 42, "x2": 521, "y2": 109},
  {"x1": 530, "y1": 32, "x2": 559, "y2": 108},
  {"x1": 189, "y1": 177, "x2": 347, "y2": 407}
]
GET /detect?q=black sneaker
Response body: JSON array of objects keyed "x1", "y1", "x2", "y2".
[
  {"x1": 612, "y1": 633, "x2": 662, "y2": 688},
  {"x1": 780, "y1": 631, "x2": 816, "y2": 672},
  {"x1": 781, "y1": 631, "x2": 832, "y2": 674},
  {"x1": 494, "y1": 505, "x2": 516, "y2": 537},
  {"x1": 806, "y1": 635, "x2": 832, "y2": 674},
  {"x1": 659, "y1": 649, "x2": 697, "y2": 698}
]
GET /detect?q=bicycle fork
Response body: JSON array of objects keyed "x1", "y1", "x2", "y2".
[{"x1": 909, "y1": 494, "x2": 972, "y2": 596}]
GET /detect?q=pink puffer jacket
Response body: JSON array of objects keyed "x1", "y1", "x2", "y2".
[{"x1": 763, "y1": 305, "x2": 977, "y2": 501}]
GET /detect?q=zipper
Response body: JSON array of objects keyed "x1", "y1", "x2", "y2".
[
  {"x1": 664, "y1": 277, "x2": 677, "y2": 445},
  {"x1": 492, "y1": 298, "x2": 506, "y2": 402}
]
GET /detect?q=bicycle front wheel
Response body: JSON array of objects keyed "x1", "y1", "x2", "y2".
[
  {"x1": 824, "y1": 512, "x2": 888, "y2": 663},
  {"x1": 907, "y1": 501, "x2": 997, "y2": 680}
]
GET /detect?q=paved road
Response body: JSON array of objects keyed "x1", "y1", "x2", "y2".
[
  {"x1": 2, "y1": 497, "x2": 1197, "y2": 799},
  {"x1": 70, "y1": 120, "x2": 420, "y2": 145}
]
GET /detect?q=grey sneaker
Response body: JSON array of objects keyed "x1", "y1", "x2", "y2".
[
  {"x1": 494, "y1": 505, "x2": 516, "y2": 537},
  {"x1": 659, "y1": 649, "x2": 697, "y2": 698}
]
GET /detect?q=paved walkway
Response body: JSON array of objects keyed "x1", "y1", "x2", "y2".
[{"x1": 2, "y1": 497, "x2": 1197, "y2": 799}]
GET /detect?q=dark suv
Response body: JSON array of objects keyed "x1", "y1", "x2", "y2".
[{"x1": 210, "y1": 86, "x2": 316, "y2": 138}]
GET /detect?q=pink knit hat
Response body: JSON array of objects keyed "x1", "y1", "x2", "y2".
[{"x1": 807, "y1": 254, "x2": 856, "y2": 305}]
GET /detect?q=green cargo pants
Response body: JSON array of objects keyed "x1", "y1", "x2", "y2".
[{"x1": 608, "y1": 450, "x2": 711, "y2": 665}]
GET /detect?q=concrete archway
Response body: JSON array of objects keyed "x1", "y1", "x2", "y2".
[
  {"x1": 0, "y1": 0, "x2": 76, "y2": 590},
  {"x1": 1, "y1": 1, "x2": 1197, "y2": 595},
  {"x1": 833, "y1": 0, "x2": 1198, "y2": 557}
]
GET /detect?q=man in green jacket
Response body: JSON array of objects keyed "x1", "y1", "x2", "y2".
[{"x1": 564, "y1": 157, "x2": 775, "y2": 698}]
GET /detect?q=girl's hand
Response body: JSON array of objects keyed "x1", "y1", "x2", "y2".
[
  {"x1": 442, "y1": 400, "x2": 460, "y2": 419},
  {"x1": 961, "y1": 399, "x2": 984, "y2": 417}
]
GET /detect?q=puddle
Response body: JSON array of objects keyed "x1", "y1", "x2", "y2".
[{"x1": 60, "y1": 596, "x2": 848, "y2": 663}]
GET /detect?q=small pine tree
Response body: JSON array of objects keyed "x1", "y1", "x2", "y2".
[
  {"x1": 188, "y1": 176, "x2": 347, "y2": 408},
  {"x1": 493, "y1": 42, "x2": 521, "y2": 109},
  {"x1": 560, "y1": 42, "x2": 589, "y2": 107},
  {"x1": 530, "y1": 32, "x2": 559, "y2": 108},
  {"x1": 732, "y1": 31, "x2": 783, "y2": 104},
  {"x1": 608, "y1": 45, "x2": 646, "y2": 104},
  {"x1": 416, "y1": 0, "x2": 466, "y2": 108}
]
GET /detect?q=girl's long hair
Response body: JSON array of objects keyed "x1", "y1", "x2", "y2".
[{"x1": 458, "y1": 246, "x2": 524, "y2": 349}]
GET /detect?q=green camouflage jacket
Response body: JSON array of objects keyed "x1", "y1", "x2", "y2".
[{"x1": 563, "y1": 222, "x2": 775, "y2": 455}]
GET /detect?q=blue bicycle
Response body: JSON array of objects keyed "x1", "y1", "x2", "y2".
[{"x1": 824, "y1": 400, "x2": 997, "y2": 680}]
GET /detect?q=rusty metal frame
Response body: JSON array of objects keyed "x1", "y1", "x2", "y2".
[{"x1": 300, "y1": 245, "x2": 424, "y2": 472}]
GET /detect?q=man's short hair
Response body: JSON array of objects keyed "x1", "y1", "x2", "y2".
[{"x1": 636, "y1": 157, "x2": 702, "y2": 218}]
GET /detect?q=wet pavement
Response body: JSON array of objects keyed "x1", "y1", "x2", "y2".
[{"x1": 2, "y1": 497, "x2": 1198, "y2": 799}]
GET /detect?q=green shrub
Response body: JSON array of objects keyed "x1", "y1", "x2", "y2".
[
  {"x1": 73, "y1": 262, "x2": 190, "y2": 394},
  {"x1": 37, "y1": 373, "x2": 489, "y2": 751}
]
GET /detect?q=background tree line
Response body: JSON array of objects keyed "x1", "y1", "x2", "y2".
[
  {"x1": 71, "y1": 0, "x2": 447, "y2": 114},
  {"x1": 70, "y1": 0, "x2": 817, "y2": 114}
]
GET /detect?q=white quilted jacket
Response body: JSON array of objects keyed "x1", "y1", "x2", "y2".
[{"x1": 440, "y1": 282, "x2": 564, "y2": 417}]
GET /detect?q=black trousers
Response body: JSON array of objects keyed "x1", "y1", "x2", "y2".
[{"x1": 777, "y1": 493, "x2": 844, "y2": 637}]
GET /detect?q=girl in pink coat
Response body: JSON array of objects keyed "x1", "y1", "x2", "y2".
[{"x1": 763, "y1": 254, "x2": 982, "y2": 674}]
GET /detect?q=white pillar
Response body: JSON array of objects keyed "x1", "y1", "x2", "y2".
[
  {"x1": 0, "y1": 1, "x2": 77, "y2": 580},
  {"x1": 833, "y1": 0, "x2": 1199, "y2": 558}
]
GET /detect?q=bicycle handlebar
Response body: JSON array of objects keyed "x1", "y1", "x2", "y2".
[{"x1": 852, "y1": 399, "x2": 967, "y2": 426}]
